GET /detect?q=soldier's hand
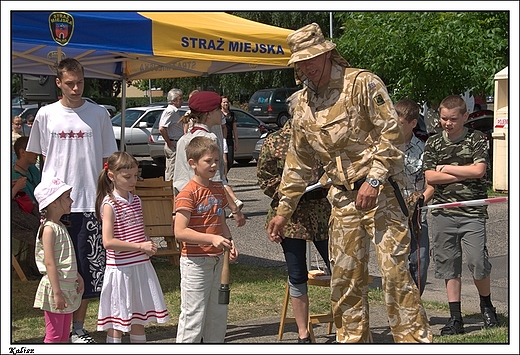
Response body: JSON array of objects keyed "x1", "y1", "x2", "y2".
[{"x1": 355, "y1": 182, "x2": 378, "y2": 210}]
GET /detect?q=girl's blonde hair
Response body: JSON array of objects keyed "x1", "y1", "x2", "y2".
[{"x1": 95, "y1": 151, "x2": 138, "y2": 221}]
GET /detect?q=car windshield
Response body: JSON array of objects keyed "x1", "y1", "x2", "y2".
[
  {"x1": 112, "y1": 109, "x2": 146, "y2": 127},
  {"x1": 12, "y1": 107, "x2": 24, "y2": 117}
]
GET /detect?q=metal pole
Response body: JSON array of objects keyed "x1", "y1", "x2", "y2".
[
  {"x1": 120, "y1": 62, "x2": 127, "y2": 152},
  {"x1": 149, "y1": 79, "x2": 152, "y2": 104},
  {"x1": 329, "y1": 12, "x2": 333, "y2": 38}
]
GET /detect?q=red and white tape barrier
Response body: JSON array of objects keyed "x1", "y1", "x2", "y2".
[{"x1": 421, "y1": 197, "x2": 508, "y2": 210}]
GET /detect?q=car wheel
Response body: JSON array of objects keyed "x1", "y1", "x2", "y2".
[
  {"x1": 277, "y1": 112, "x2": 290, "y2": 127},
  {"x1": 235, "y1": 158, "x2": 252, "y2": 166}
]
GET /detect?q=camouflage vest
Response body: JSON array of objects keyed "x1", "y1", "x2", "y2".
[{"x1": 423, "y1": 128, "x2": 489, "y2": 218}]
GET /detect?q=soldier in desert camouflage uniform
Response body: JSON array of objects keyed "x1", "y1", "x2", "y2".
[
  {"x1": 423, "y1": 95, "x2": 499, "y2": 335},
  {"x1": 267, "y1": 23, "x2": 432, "y2": 343},
  {"x1": 257, "y1": 91, "x2": 331, "y2": 343}
]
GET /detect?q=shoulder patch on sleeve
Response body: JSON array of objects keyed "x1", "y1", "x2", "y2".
[{"x1": 375, "y1": 94, "x2": 385, "y2": 106}]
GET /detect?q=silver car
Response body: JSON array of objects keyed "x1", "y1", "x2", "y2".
[
  {"x1": 148, "y1": 107, "x2": 276, "y2": 166},
  {"x1": 83, "y1": 97, "x2": 117, "y2": 117},
  {"x1": 112, "y1": 107, "x2": 165, "y2": 157}
]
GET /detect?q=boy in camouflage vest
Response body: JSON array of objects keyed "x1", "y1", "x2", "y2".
[{"x1": 423, "y1": 94, "x2": 499, "y2": 335}]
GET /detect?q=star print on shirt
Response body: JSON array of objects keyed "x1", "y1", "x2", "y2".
[{"x1": 57, "y1": 130, "x2": 86, "y2": 139}]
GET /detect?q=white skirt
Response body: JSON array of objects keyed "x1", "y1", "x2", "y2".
[{"x1": 97, "y1": 260, "x2": 170, "y2": 332}]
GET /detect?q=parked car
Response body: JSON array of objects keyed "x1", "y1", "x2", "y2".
[
  {"x1": 146, "y1": 101, "x2": 188, "y2": 108},
  {"x1": 83, "y1": 97, "x2": 117, "y2": 117},
  {"x1": 148, "y1": 107, "x2": 276, "y2": 166},
  {"x1": 11, "y1": 103, "x2": 41, "y2": 121},
  {"x1": 464, "y1": 109, "x2": 494, "y2": 183},
  {"x1": 111, "y1": 107, "x2": 165, "y2": 156},
  {"x1": 147, "y1": 105, "x2": 188, "y2": 166},
  {"x1": 464, "y1": 110, "x2": 494, "y2": 148},
  {"x1": 251, "y1": 133, "x2": 268, "y2": 162},
  {"x1": 248, "y1": 87, "x2": 300, "y2": 127},
  {"x1": 146, "y1": 102, "x2": 169, "y2": 108}
]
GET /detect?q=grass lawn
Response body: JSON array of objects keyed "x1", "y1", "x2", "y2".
[{"x1": 11, "y1": 257, "x2": 508, "y2": 344}]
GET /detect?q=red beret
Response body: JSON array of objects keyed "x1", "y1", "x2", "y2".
[{"x1": 188, "y1": 91, "x2": 221, "y2": 113}]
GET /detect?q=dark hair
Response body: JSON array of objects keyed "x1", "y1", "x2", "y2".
[
  {"x1": 13, "y1": 136, "x2": 29, "y2": 159},
  {"x1": 185, "y1": 136, "x2": 220, "y2": 163},
  {"x1": 394, "y1": 98, "x2": 420, "y2": 123},
  {"x1": 56, "y1": 58, "x2": 84, "y2": 79},
  {"x1": 95, "y1": 151, "x2": 138, "y2": 221}
]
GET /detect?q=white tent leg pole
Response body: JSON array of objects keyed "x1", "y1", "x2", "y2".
[{"x1": 120, "y1": 64, "x2": 127, "y2": 152}]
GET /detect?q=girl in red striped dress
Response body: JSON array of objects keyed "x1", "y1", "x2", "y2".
[{"x1": 95, "y1": 151, "x2": 169, "y2": 343}]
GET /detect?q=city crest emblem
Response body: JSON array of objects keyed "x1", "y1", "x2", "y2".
[{"x1": 49, "y1": 12, "x2": 74, "y2": 46}]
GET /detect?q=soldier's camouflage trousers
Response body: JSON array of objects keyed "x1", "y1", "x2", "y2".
[{"x1": 328, "y1": 183, "x2": 432, "y2": 343}]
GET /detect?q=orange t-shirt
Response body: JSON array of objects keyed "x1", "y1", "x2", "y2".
[{"x1": 175, "y1": 179, "x2": 229, "y2": 257}]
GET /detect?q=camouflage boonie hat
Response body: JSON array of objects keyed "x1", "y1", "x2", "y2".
[
  {"x1": 287, "y1": 23, "x2": 350, "y2": 84},
  {"x1": 287, "y1": 23, "x2": 337, "y2": 64}
]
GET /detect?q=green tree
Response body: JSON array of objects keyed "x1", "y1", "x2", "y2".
[{"x1": 335, "y1": 12, "x2": 508, "y2": 106}]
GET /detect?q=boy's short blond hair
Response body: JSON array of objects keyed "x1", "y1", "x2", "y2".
[
  {"x1": 186, "y1": 136, "x2": 220, "y2": 162},
  {"x1": 439, "y1": 94, "x2": 468, "y2": 115}
]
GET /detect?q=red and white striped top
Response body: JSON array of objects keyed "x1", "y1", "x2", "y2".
[{"x1": 102, "y1": 193, "x2": 150, "y2": 267}]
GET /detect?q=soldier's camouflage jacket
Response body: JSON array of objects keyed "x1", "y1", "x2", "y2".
[{"x1": 277, "y1": 62, "x2": 406, "y2": 219}]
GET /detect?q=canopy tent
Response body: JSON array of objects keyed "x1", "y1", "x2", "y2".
[
  {"x1": 12, "y1": 11, "x2": 293, "y2": 80},
  {"x1": 11, "y1": 11, "x2": 294, "y2": 146}
]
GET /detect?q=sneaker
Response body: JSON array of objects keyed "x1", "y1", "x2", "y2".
[
  {"x1": 440, "y1": 317, "x2": 465, "y2": 336},
  {"x1": 481, "y1": 307, "x2": 500, "y2": 328},
  {"x1": 297, "y1": 335, "x2": 311, "y2": 343},
  {"x1": 70, "y1": 328, "x2": 96, "y2": 343}
]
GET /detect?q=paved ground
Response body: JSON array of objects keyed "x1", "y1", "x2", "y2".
[{"x1": 136, "y1": 163, "x2": 511, "y2": 346}]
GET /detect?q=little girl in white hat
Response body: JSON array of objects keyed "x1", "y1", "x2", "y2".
[{"x1": 33, "y1": 177, "x2": 84, "y2": 343}]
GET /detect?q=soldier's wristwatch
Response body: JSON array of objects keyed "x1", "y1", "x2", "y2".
[{"x1": 365, "y1": 178, "x2": 381, "y2": 188}]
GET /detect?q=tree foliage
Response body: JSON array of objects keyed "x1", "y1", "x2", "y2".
[
  {"x1": 12, "y1": 12, "x2": 509, "y2": 107},
  {"x1": 335, "y1": 11, "x2": 508, "y2": 106}
]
